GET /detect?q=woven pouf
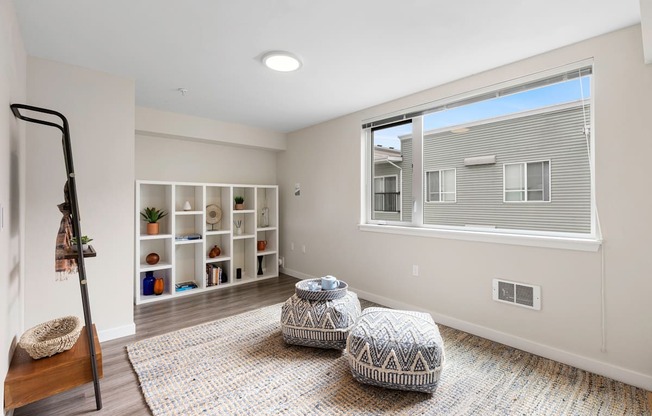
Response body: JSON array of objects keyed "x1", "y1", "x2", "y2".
[
  {"x1": 346, "y1": 307, "x2": 444, "y2": 393},
  {"x1": 281, "y1": 279, "x2": 361, "y2": 350}
]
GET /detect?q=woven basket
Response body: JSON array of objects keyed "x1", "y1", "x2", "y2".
[
  {"x1": 295, "y1": 278, "x2": 348, "y2": 301},
  {"x1": 19, "y1": 316, "x2": 83, "y2": 359}
]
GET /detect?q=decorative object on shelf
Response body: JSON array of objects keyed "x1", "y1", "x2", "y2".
[
  {"x1": 257, "y1": 256, "x2": 264, "y2": 275},
  {"x1": 183, "y1": 200, "x2": 192, "y2": 211},
  {"x1": 209, "y1": 245, "x2": 221, "y2": 258},
  {"x1": 175, "y1": 234, "x2": 202, "y2": 241},
  {"x1": 145, "y1": 252, "x2": 160, "y2": 265},
  {"x1": 143, "y1": 271, "x2": 155, "y2": 295},
  {"x1": 70, "y1": 235, "x2": 93, "y2": 251},
  {"x1": 233, "y1": 220, "x2": 243, "y2": 235},
  {"x1": 18, "y1": 315, "x2": 83, "y2": 359},
  {"x1": 236, "y1": 268, "x2": 242, "y2": 279},
  {"x1": 206, "y1": 264, "x2": 225, "y2": 286},
  {"x1": 260, "y1": 203, "x2": 269, "y2": 228},
  {"x1": 175, "y1": 281, "x2": 198, "y2": 292},
  {"x1": 234, "y1": 196, "x2": 245, "y2": 210},
  {"x1": 140, "y1": 207, "x2": 168, "y2": 235},
  {"x1": 206, "y1": 204, "x2": 222, "y2": 231},
  {"x1": 153, "y1": 277, "x2": 165, "y2": 295},
  {"x1": 257, "y1": 240, "x2": 267, "y2": 251}
]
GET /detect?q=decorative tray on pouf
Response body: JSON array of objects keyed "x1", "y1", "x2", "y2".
[{"x1": 295, "y1": 278, "x2": 348, "y2": 301}]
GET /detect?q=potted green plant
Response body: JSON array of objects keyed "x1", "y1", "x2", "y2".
[
  {"x1": 140, "y1": 207, "x2": 168, "y2": 235},
  {"x1": 70, "y1": 235, "x2": 93, "y2": 251},
  {"x1": 234, "y1": 196, "x2": 245, "y2": 210}
]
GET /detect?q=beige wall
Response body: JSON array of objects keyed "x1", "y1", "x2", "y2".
[
  {"x1": 135, "y1": 135, "x2": 278, "y2": 185},
  {"x1": 24, "y1": 57, "x2": 135, "y2": 341},
  {"x1": 136, "y1": 107, "x2": 286, "y2": 151},
  {"x1": 0, "y1": 0, "x2": 26, "y2": 409},
  {"x1": 135, "y1": 108, "x2": 280, "y2": 184},
  {"x1": 277, "y1": 25, "x2": 652, "y2": 389}
]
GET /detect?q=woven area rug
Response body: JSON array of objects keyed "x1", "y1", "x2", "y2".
[{"x1": 127, "y1": 303, "x2": 648, "y2": 415}]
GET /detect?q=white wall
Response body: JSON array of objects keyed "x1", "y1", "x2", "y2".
[
  {"x1": 277, "y1": 25, "x2": 652, "y2": 390},
  {"x1": 136, "y1": 108, "x2": 281, "y2": 184},
  {"x1": 0, "y1": 0, "x2": 26, "y2": 410},
  {"x1": 24, "y1": 57, "x2": 135, "y2": 341}
]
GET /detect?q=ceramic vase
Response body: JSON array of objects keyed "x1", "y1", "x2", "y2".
[{"x1": 143, "y1": 271, "x2": 155, "y2": 296}]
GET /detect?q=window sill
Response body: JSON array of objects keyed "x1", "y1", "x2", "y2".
[{"x1": 358, "y1": 224, "x2": 601, "y2": 252}]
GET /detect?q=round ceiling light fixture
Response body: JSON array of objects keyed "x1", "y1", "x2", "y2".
[{"x1": 262, "y1": 51, "x2": 302, "y2": 72}]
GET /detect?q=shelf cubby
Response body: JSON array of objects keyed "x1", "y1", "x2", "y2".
[
  {"x1": 138, "y1": 183, "x2": 172, "y2": 237},
  {"x1": 174, "y1": 184, "x2": 203, "y2": 212}
]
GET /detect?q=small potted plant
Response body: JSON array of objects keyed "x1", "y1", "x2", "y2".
[
  {"x1": 140, "y1": 207, "x2": 168, "y2": 235},
  {"x1": 70, "y1": 235, "x2": 93, "y2": 251},
  {"x1": 234, "y1": 196, "x2": 245, "y2": 210}
]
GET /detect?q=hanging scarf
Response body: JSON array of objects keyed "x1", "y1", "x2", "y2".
[{"x1": 55, "y1": 182, "x2": 77, "y2": 280}]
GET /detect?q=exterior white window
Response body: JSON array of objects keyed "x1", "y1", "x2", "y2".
[
  {"x1": 426, "y1": 169, "x2": 456, "y2": 202},
  {"x1": 504, "y1": 161, "x2": 550, "y2": 202},
  {"x1": 374, "y1": 175, "x2": 399, "y2": 212},
  {"x1": 362, "y1": 61, "x2": 598, "y2": 249}
]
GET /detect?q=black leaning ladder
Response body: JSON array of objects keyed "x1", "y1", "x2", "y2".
[{"x1": 10, "y1": 104, "x2": 102, "y2": 411}]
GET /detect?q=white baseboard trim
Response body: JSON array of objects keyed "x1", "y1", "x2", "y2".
[
  {"x1": 281, "y1": 268, "x2": 652, "y2": 391},
  {"x1": 97, "y1": 323, "x2": 136, "y2": 342}
]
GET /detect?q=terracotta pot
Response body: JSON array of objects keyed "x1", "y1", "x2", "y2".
[
  {"x1": 234, "y1": 203, "x2": 244, "y2": 210},
  {"x1": 146, "y1": 252, "x2": 160, "y2": 265},
  {"x1": 153, "y1": 277, "x2": 164, "y2": 295},
  {"x1": 209, "y1": 245, "x2": 221, "y2": 258},
  {"x1": 257, "y1": 240, "x2": 267, "y2": 251},
  {"x1": 146, "y1": 222, "x2": 159, "y2": 235}
]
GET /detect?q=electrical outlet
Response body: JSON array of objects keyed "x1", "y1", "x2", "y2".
[
  {"x1": 302, "y1": 245, "x2": 306, "y2": 254},
  {"x1": 412, "y1": 265, "x2": 419, "y2": 277},
  {"x1": 291, "y1": 242, "x2": 295, "y2": 251},
  {"x1": 279, "y1": 257, "x2": 284, "y2": 267}
]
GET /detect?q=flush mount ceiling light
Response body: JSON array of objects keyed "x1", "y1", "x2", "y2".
[{"x1": 262, "y1": 51, "x2": 302, "y2": 72}]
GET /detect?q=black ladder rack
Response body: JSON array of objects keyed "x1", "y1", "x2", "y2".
[{"x1": 10, "y1": 103, "x2": 102, "y2": 411}]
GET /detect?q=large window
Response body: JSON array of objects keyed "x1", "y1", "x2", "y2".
[{"x1": 363, "y1": 63, "x2": 596, "y2": 244}]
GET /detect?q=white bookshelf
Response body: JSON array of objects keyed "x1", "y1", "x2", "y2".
[{"x1": 135, "y1": 180, "x2": 279, "y2": 305}]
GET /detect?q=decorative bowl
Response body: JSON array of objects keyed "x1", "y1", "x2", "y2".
[{"x1": 295, "y1": 278, "x2": 348, "y2": 301}]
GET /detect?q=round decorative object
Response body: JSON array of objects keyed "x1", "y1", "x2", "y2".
[
  {"x1": 18, "y1": 316, "x2": 83, "y2": 359},
  {"x1": 153, "y1": 278, "x2": 165, "y2": 295},
  {"x1": 146, "y1": 252, "x2": 160, "y2": 265},
  {"x1": 206, "y1": 204, "x2": 222, "y2": 225},
  {"x1": 295, "y1": 278, "x2": 348, "y2": 301},
  {"x1": 209, "y1": 245, "x2": 221, "y2": 258}
]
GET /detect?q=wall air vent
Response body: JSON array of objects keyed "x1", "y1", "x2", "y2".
[{"x1": 492, "y1": 279, "x2": 541, "y2": 310}]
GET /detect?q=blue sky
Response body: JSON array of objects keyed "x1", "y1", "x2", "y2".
[{"x1": 373, "y1": 76, "x2": 591, "y2": 149}]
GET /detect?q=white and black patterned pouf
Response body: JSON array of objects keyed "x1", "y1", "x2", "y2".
[
  {"x1": 281, "y1": 279, "x2": 361, "y2": 350},
  {"x1": 346, "y1": 307, "x2": 444, "y2": 393}
]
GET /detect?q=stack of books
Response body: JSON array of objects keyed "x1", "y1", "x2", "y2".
[
  {"x1": 175, "y1": 281, "x2": 198, "y2": 292},
  {"x1": 206, "y1": 264, "x2": 228, "y2": 286},
  {"x1": 175, "y1": 234, "x2": 202, "y2": 241}
]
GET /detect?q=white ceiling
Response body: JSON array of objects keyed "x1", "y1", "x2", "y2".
[{"x1": 14, "y1": 0, "x2": 642, "y2": 133}]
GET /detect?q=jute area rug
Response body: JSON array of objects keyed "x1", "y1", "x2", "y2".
[{"x1": 127, "y1": 303, "x2": 648, "y2": 415}]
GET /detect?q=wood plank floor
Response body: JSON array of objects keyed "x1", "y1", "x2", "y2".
[{"x1": 13, "y1": 274, "x2": 299, "y2": 416}]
